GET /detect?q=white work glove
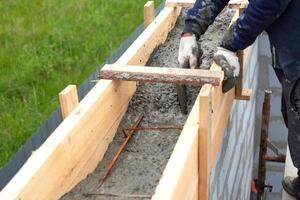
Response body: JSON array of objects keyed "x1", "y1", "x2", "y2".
[
  {"x1": 213, "y1": 47, "x2": 240, "y2": 93},
  {"x1": 178, "y1": 34, "x2": 203, "y2": 69}
]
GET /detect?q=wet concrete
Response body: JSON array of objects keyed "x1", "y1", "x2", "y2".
[{"x1": 61, "y1": 8, "x2": 234, "y2": 200}]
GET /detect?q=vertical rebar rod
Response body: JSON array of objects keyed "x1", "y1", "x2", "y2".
[
  {"x1": 176, "y1": 85, "x2": 187, "y2": 114},
  {"x1": 257, "y1": 90, "x2": 272, "y2": 199}
]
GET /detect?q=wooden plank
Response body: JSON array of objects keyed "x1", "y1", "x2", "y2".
[
  {"x1": 211, "y1": 83, "x2": 235, "y2": 166},
  {"x1": 235, "y1": 47, "x2": 252, "y2": 100},
  {"x1": 59, "y1": 85, "x2": 79, "y2": 119},
  {"x1": 144, "y1": 1, "x2": 155, "y2": 27},
  {"x1": 0, "y1": 6, "x2": 181, "y2": 200},
  {"x1": 165, "y1": 0, "x2": 195, "y2": 7},
  {"x1": 211, "y1": 68, "x2": 223, "y2": 132},
  {"x1": 165, "y1": 0, "x2": 248, "y2": 8},
  {"x1": 210, "y1": 33, "x2": 254, "y2": 167},
  {"x1": 152, "y1": 94, "x2": 200, "y2": 200},
  {"x1": 99, "y1": 64, "x2": 224, "y2": 86},
  {"x1": 235, "y1": 50, "x2": 244, "y2": 96},
  {"x1": 235, "y1": 88, "x2": 252, "y2": 100},
  {"x1": 235, "y1": 7, "x2": 252, "y2": 101},
  {"x1": 199, "y1": 84, "x2": 212, "y2": 200},
  {"x1": 209, "y1": 10, "x2": 237, "y2": 167}
]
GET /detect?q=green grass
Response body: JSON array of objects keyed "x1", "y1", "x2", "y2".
[{"x1": 0, "y1": 0, "x2": 163, "y2": 167}]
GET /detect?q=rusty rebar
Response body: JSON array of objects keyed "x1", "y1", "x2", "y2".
[
  {"x1": 257, "y1": 90, "x2": 272, "y2": 199},
  {"x1": 265, "y1": 155, "x2": 286, "y2": 163},
  {"x1": 99, "y1": 114, "x2": 144, "y2": 186},
  {"x1": 176, "y1": 85, "x2": 188, "y2": 114}
]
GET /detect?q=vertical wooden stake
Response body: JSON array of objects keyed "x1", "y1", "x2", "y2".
[
  {"x1": 59, "y1": 85, "x2": 79, "y2": 119},
  {"x1": 198, "y1": 84, "x2": 212, "y2": 200},
  {"x1": 144, "y1": 1, "x2": 155, "y2": 27},
  {"x1": 235, "y1": 6, "x2": 246, "y2": 98},
  {"x1": 235, "y1": 6, "x2": 253, "y2": 101},
  {"x1": 235, "y1": 49, "x2": 244, "y2": 96}
]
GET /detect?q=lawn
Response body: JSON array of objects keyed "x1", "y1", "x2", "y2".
[{"x1": 0, "y1": 0, "x2": 163, "y2": 167}]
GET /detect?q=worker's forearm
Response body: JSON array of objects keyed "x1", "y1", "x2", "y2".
[
  {"x1": 222, "y1": 0, "x2": 292, "y2": 51},
  {"x1": 183, "y1": 0, "x2": 230, "y2": 39}
]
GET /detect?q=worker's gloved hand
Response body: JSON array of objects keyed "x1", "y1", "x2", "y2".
[
  {"x1": 213, "y1": 47, "x2": 240, "y2": 93},
  {"x1": 178, "y1": 34, "x2": 203, "y2": 69}
]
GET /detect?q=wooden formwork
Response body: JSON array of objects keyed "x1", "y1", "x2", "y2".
[{"x1": 0, "y1": 1, "x2": 253, "y2": 200}]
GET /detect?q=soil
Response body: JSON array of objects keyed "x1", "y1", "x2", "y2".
[{"x1": 61, "y1": 8, "x2": 234, "y2": 200}]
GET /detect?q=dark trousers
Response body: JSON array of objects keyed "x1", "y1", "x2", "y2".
[{"x1": 273, "y1": 68, "x2": 300, "y2": 171}]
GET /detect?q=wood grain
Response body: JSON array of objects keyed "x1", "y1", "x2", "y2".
[{"x1": 99, "y1": 64, "x2": 224, "y2": 86}]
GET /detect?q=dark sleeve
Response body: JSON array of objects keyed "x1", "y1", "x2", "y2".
[
  {"x1": 183, "y1": 0, "x2": 230, "y2": 39},
  {"x1": 222, "y1": 0, "x2": 292, "y2": 51}
]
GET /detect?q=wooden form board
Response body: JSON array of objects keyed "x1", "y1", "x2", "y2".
[
  {"x1": 165, "y1": 0, "x2": 195, "y2": 7},
  {"x1": 234, "y1": 7, "x2": 252, "y2": 101},
  {"x1": 144, "y1": 1, "x2": 155, "y2": 27},
  {"x1": 59, "y1": 85, "x2": 79, "y2": 119},
  {"x1": 208, "y1": 9, "x2": 254, "y2": 194},
  {"x1": 165, "y1": 0, "x2": 248, "y2": 7},
  {"x1": 210, "y1": 74, "x2": 235, "y2": 166},
  {"x1": 152, "y1": 94, "x2": 200, "y2": 200},
  {"x1": 99, "y1": 64, "x2": 224, "y2": 86},
  {"x1": 198, "y1": 84, "x2": 212, "y2": 200},
  {"x1": 0, "y1": 6, "x2": 181, "y2": 200}
]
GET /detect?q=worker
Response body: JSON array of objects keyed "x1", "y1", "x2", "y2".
[{"x1": 178, "y1": 0, "x2": 300, "y2": 198}]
